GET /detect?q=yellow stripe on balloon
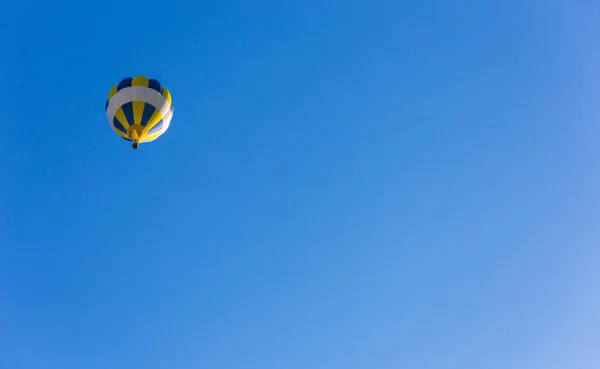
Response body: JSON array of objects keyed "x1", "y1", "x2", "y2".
[
  {"x1": 132, "y1": 76, "x2": 149, "y2": 87},
  {"x1": 112, "y1": 125, "x2": 129, "y2": 139},
  {"x1": 145, "y1": 130, "x2": 163, "y2": 142},
  {"x1": 162, "y1": 87, "x2": 172, "y2": 105},
  {"x1": 133, "y1": 101, "x2": 145, "y2": 126},
  {"x1": 114, "y1": 107, "x2": 131, "y2": 129},
  {"x1": 108, "y1": 84, "x2": 118, "y2": 100},
  {"x1": 142, "y1": 109, "x2": 165, "y2": 135}
]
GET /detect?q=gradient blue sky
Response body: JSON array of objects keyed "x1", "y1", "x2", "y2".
[{"x1": 2, "y1": 1, "x2": 600, "y2": 368}]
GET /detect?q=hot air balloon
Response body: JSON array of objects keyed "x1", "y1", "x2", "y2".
[{"x1": 105, "y1": 76, "x2": 173, "y2": 149}]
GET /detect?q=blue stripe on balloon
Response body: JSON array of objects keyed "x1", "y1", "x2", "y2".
[
  {"x1": 121, "y1": 102, "x2": 135, "y2": 126},
  {"x1": 140, "y1": 103, "x2": 157, "y2": 127},
  {"x1": 148, "y1": 120, "x2": 163, "y2": 135},
  {"x1": 112, "y1": 117, "x2": 127, "y2": 134},
  {"x1": 148, "y1": 79, "x2": 162, "y2": 93},
  {"x1": 117, "y1": 77, "x2": 133, "y2": 91}
]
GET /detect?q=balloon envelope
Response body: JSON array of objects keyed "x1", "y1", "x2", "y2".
[{"x1": 105, "y1": 76, "x2": 173, "y2": 149}]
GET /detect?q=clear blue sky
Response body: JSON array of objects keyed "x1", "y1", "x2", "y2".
[{"x1": 2, "y1": 1, "x2": 600, "y2": 368}]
